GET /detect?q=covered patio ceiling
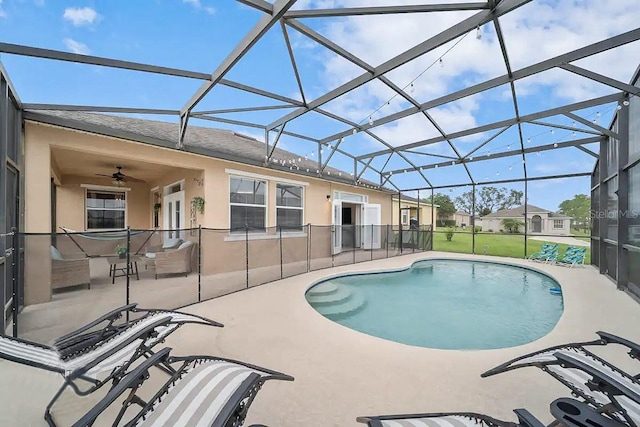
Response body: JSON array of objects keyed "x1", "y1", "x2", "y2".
[{"x1": 2, "y1": 0, "x2": 638, "y2": 192}]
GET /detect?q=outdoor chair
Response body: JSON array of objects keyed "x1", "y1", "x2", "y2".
[
  {"x1": 50, "y1": 245, "x2": 91, "y2": 291},
  {"x1": 0, "y1": 304, "x2": 222, "y2": 426},
  {"x1": 71, "y1": 346, "x2": 294, "y2": 427},
  {"x1": 555, "y1": 246, "x2": 587, "y2": 268},
  {"x1": 357, "y1": 397, "x2": 622, "y2": 427},
  {"x1": 481, "y1": 331, "x2": 640, "y2": 427},
  {"x1": 143, "y1": 240, "x2": 196, "y2": 279},
  {"x1": 528, "y1": 243, "x2": 559, "y2": 263}
]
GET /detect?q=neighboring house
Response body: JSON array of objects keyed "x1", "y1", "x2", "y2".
[
  {"x1": 23, "y1": 110, "x2": 393, "y2": 305},
  {"x1": 441, "y1": 211, "x2": 472, "y2": 228},
  {"x1": 391, "y1": 195, "x2": 438, "y2": 230},
  {"x1": 477, "y1": 204, "x2": 571, "y2": 235}
]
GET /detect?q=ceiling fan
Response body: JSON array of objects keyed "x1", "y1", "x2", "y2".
[{"x1": 96, "y1": 165, "x2": 146, "y2": 184}]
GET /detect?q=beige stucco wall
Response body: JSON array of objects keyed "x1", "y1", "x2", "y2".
[
  {"x1": 476, "y1": 215, "x2": 570, "y2": 235},
  {"x1": 23, "y1": 121, "x2": 393, "y2": 304},
  {"x1": 391, "y1": 200, "x2": 437, "y2": 229}
]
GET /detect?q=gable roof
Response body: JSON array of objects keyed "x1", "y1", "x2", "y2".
[
  {"x1": 24, "y1": 110, "x2": 387, "y2": 190},
  {"x1": 392, "y1": 194, "x2": 436, "y2": 207},
  {"x1": 481, "y1": 204, "x2": 570, "y2": 219}
]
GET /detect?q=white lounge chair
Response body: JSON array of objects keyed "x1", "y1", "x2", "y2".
[
  {"x1": 0, "y1": 304, "x2": 222, "y2": 426},
  {"x1": 71, "y1": 347, "x2": 294, "y2": 427},
  {"x1": 482, "y1": 331, "x2": 640, "y2": 427}
]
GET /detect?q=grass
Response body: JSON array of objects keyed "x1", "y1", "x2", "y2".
[{"x1": 432, "y1": 231, "x2": 591, "y2": 264}]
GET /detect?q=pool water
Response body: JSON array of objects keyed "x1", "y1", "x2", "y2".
[{"x1": 305, "y1": 259, "x2": 563, "y2": 350}]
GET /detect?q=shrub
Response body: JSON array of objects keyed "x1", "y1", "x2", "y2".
[
  {"x1": 488, "y1": 229, "x2": 494, "y2": 232},
  {"x1": 501, "y1": 218, "x2": 524, "y2": 233},
  {"x1": 438, "y1": 219, "x2": 457, "y2": 227},
  {"x1": 445, "y1": 228, "x2": 455, "y2": 241},
  {"x1": 473, "y1": 226, "x2": 482, "y2": 233}
]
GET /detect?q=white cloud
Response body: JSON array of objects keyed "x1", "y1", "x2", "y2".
[
  {"x1": 183, "y1": 0, "x2": 215, "y2": 14},
  {"x1": 295, "y1": 0, "x2": 640, "y2": 157},
  {"x1": 63, "y1": 7, "x2": 98, "y2": 26},
  {"x1": 63, "y1": 38, "x2": 90, "y2": 55}
]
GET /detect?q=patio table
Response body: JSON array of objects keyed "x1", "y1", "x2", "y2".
[{"x1": 106, "y1": 255, "x2": 141, "y2": 284}]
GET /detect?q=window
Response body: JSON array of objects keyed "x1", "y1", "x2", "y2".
[
  {"x1": 276, "y1": 183, "x2": 303, "y2": 231},
  {"x1": 229, "y1": 177, "x2": 266, "y2": 232},
  {"x1": 401, "y1": 210, "x2": 408, "y2": 225},
  {"x1": 553, "y1": 219, "x2": 564, "y2": 229},
  {"x1": 86, "y1": 190, "x2": 126, "y2": 230}
]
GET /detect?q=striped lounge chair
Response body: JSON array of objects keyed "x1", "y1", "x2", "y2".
[
  {"x1": 481, "y1": 331, "x2": 640, "y2": 427},
  {"x1": 72, "y1": 347, "x2": 294, "y2": 427},
  {"x1": 555, "y1": 246, "x2": 587, "y2": 268},
  {"x1": 527, "y1": 243, "x2": 559, "y2": 263},
  {"x1": 0, "y1": 304, "x2": 222, "y2": 426},
  {"x1": 356, "y1": 405, "x2": 562, "y2": 427}
]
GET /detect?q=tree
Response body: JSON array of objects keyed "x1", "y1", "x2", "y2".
[
  {"x1": 426, "y1": 193, "x2": 456, "y2": 223},
  {"x1": 558, "y1": 194, "x2": 591, "y2": 232},
  {"x1": 455, "y1": 187, "x2": 524, "y2": 216},
  {"x1": 501, "y1": 218, "x2": 524, "y2": 233}
]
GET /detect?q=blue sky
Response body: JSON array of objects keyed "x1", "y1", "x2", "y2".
[{"x1": 1, "y1": 0, "x2": 638, "y2": 212}]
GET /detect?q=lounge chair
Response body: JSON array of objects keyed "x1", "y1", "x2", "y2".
[
  {"x1": 528, "y1": 243, "x2": 559, "y2": 263},
  {"x1": 0, "y1": 304, "x2": 222, "y2": 426},
  {"x1": 481, "y1": 331, "x2": 640, "y2": 427},
  {"x1": 555, "y1": 246, "x2": 587, "y2": 268},
  {"x1": 72, "y1": 346, "x2": 294, "y2": 427}
]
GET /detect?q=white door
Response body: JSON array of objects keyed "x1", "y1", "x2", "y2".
[
  {"x1": 362, "y1": 203, "x2": 381, "y2": 249},
  {"x1": 332, "y1": 200, "x2": 342, "y2": 254},
  {"x1": 163, "y1": 190, "x2": 185, "y2": 239}
]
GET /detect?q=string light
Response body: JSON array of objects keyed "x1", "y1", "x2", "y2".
[
  {"x1": 368, "y1": 117, "x2": 374, "y2": 126},
  {"x1": 476, "y1": 26, "x2": 482, "y2": 40},
  {"x1": 439, "y1": 58, "x2": 444, "y2": 68},
  {"x1": 410, "y1": 83, "x2": 415, "y2": 93},
  {"x1": 553, "y1": 143, "x2": 558, "y2": 148},
  {"x1": 352, "y1": 128, "x2": 358, "y2": 134}
]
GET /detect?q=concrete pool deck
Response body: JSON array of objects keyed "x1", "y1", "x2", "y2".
[{"x1": 1, "y1": 251, "x2": 639, "y2": 426}]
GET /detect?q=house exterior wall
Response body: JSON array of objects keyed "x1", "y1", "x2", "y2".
[
  {"x1": 454, "y1": 213, "x2": 471, "y2": 227},
  {"x1": 477, "y1": 214, "x2": 571, "y2": 235},
  {"x1": 23, "y1": 121, "x2": 392, "y2": 304},
  {"x1": 391, "y1": 200, "x2": 438, "y2": 230}
]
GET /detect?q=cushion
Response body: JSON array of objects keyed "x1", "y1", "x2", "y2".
[
  {"x1": 162, "y1": 238, "x2": 182, "y2": 249},
  {"x1": 177, "y1": 241, "x2": 193, "y2": 250},
  {"x1": 145, "y1": 252, "x2": 156, "y2": 259},
  {"x1": 50, "y1": 246, "x2": 63, "y2": 260}
]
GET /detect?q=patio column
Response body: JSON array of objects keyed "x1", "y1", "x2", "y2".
[{"x1": 24, "y1": 134, "x2": 52, "y2": 304}]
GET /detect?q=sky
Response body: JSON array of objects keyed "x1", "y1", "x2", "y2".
[{"x1": 1, "y1": 0, "x2": 639, "y2": 212}]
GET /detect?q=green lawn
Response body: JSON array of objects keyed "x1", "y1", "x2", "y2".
[{"x1": 432, "y1": 231, "x2": 591, "y2": 264}]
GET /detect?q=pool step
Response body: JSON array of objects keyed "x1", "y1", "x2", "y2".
[
  {"x1": 306, "y1": 285, "x2": 352, "y2": 306},
  {"x1": 317, "y1": 290, "x2": 366, "y2": 320},
  {"x1": 306, "y1": 282, "x2": 339, "y2": 297}
]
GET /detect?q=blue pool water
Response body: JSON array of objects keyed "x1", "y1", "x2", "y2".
[{"x1": 305, "y1": 259, "x2": 563, "y2": 350}]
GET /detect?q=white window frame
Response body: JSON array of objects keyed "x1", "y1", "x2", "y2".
[
  {"x1": 229, "y1": 175, "x2": 268, "y2": 233},
  {"x1": 553, "y1": 219, "x2": 564, "y2": 229},
  {"x1": 333, "y1": 190, "x2": 368, "y2": 204},
  {"x1": 275, "y1": 182, "x2": 304, "y2": 231},
  {"x1": 83, "y1": 186, "x2": 128, "y2": 231},
  {"x1": 401, "y1": 209, "x2": 408, "y2": 225}
]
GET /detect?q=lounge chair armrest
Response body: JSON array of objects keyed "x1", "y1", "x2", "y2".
[
  {"x1": 53, "y1": 304, "x2": 138, "y2": 348},
  {"x1": 596, "y1": 331, "x2": 640, "y2": 360},
  {"x1": 554, "y1": 352, "x2": 640, "y2": 405},
  {"x1": 131, "y1": 307, "x2": 224, "y2": 328},
  {"x1": 146, "y1": 244, "x2": 163, "y2": 253},
  {"x1": 68, "y1": 317, "x2": 173, "y2": 379},
  {"x1": 512, "y1": 409, "x2": 545, "y2": 427},
  {"x1": 71, "y1": 347, "x2": 172, "y2": 427}
]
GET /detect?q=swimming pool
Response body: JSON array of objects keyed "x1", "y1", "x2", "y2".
[{"x1": 305, "y1": 259, "x2": 563, "y2": 350}]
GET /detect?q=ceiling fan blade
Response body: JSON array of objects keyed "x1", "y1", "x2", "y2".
[
  {"x1": 123, "y1": 175, "x2": 146, "y2": 183},
  {"x1": 96, "y1": 174, "x2": 115, "y2": 178}
]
